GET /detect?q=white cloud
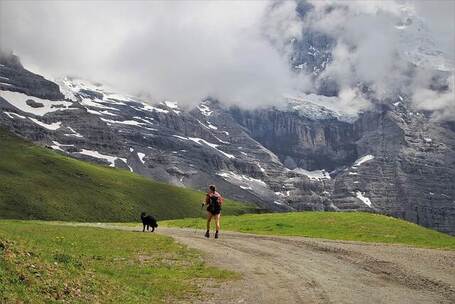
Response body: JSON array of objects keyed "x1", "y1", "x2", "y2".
[
  {"x1": 301, "y1": 0, "x2": 454, "y2": 118},
  {"x1": 0, "y1": 0, "x2": 304, "y2": 108},
  {"x1": 413, "y1": 74, "x2": 455, "y2": 121},
  {"x1": 0, "y1": 0, "x2": 453, "y2": 119},
  {"x1": 413, "y1": 0, "x2": 455, "y2": 60}
]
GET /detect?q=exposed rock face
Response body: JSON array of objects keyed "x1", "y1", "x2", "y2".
[
  {"x1": 328, "y1": 104, "x2": 455, "y2": 234},
  {"x1": 0, "y1": 52, "x2": 64, "y2": 100},
  {"x1": 26, "y1": 99, "x2": 44, "y2": 108},
  {"x1": 0, "y1": 53, "x2": 454, "y2": 234},
  {"x1": 229, "y1": 107, "x2": 357, "y2": 171},
  {"x1": 360, "y1": 107, "x2": 454, "y2": 234}
]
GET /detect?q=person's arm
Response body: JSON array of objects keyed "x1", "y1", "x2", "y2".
[
  {"x1": 204, "y1": 193, "x2": 210, "y2": 205},
  {"x1": 219, "y1": 194, "x2": 224, "y2": 205}
]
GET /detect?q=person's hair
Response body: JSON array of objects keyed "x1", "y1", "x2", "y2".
[{"x1": 209, "y1": 185, "x2": 216, "y2": 192}]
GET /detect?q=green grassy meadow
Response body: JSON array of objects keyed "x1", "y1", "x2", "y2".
[
  {"x1": 2, "y1": 127, "x2": 455, "y2": 304},
  {"x1": 0, "y1": 128, "x2": 255, "y2": 222},
  {"x1": 163, "y1": 212, "x2": 455, "y2": 250},
  {"x1": 0, "y1": 220, "x2": 237, "y2": 303}
]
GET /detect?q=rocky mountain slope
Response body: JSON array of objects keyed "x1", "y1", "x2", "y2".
[
  {"x1": 1, "y1": 53, "x2": 454, "y2": 234},
  {"x1": 1, "y1": 1, "x2": 454, "y2": 234},
  {"x1": 0, "y1": 127, "x2": 253, "y2": 221}
]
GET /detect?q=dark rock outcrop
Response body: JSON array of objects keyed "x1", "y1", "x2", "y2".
[
  {"x1": 230, "y1": 107, "x2": 357, "y2": 171},
  {"x1": 0, "y1": 51, "x2": 64, "y2": 100},
  {"x1": 26, "y1": 99, "x2": 44, "y2": 108}
]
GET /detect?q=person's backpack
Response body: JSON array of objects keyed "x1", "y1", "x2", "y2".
[
  {"x1": 209, "y1": 195, "x2": 221, "y2": 212},
  {"x1": 209, "y1": 195, "x2": 220, "y2": 207}
]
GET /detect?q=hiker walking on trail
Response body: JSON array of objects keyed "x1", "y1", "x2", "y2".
[{"x1": 203, "y1": 185, "x2": 224, "y2": 239}]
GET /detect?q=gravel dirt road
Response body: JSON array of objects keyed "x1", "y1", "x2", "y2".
[{"x1": 158, "y1": 227, "x2": 455, "y2": 304}]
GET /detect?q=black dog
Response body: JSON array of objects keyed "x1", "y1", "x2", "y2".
[{"x1": 140, "y1": 212, "x2": 158, "y2": 232}]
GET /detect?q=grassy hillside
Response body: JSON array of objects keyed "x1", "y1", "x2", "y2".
[
  {"x1": 0, "y1": 128, "x2": 255, "y2": 221},
  {"x1": 163, "y1": 212, "x2": 455, "y2": 250},
  {"x1": 0, "y1": 220, "x2": 236, "y2": 303}
]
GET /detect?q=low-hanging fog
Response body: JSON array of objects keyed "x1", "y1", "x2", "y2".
[{"x1": 0, "y1": 0, "x2": 453, "y2": 119}]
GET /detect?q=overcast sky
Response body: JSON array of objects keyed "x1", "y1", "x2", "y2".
[
  {"x1": 413, "y1": 0, "x2": 455, "y2": 58},
  {"x1": 0, "y1": 0, "x2": 453, "y2": 115}
]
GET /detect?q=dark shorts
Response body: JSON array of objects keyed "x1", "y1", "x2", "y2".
[{"x1": 207, "y1": 206, "x2": 221, "y2": 215}]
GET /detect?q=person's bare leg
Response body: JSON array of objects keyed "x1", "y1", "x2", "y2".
[
  {"x1": 215, "y1": 214, "x2": 221, "y2": 232},
  {"x1": 215, "y1": 214, "x2": 221, "y2": 238},
  {"x1": 206, "y1": 212, "x2": 212, "y2": 231},
  {"x1": 205, "y1": 212, "x2": 212, "y2": 238}
]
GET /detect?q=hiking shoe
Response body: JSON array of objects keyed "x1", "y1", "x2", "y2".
[
  {"x1": 215, "y1": 231, "x2": 219, "y2": 239},
  {"x1": 204, "y1": 231, "x2": 210, "y2": 238}
]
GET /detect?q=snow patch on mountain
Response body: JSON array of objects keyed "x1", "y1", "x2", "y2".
[
  {"x1": 137, "y1": 152, "x2": 146, "y2": 164},
  {"x1": 0, "y1": 90, "x2": 73, "y2": 117},
  {"x1": 81, "y1": 98, "x2": 118, "y2": 111},
  {"x1": 64, "y1": 126, "x2": 83, "y2": 138},
  {"x1": 286, "y1": 95, "x2": 357, "y2": 122},
  {"x1": 292, "y1": 168, "x2": 331, "y2": 180},
  {"x1": 140, "y1": 103, "x2": 169, "y2": 114},
  {"x1": 240, "y1": 185, "x2": 253, "y2": 190},
  {"x1": 29, "y1": 118, "x2": 62, "y2": 130},
  {"x1": 217, "y1": 170, "x2": 267, "y2": 188},
  {"x1": 197, "y1": 120, "x2": 211, "y2": 130},
  {"x1": 197, "y1": 104, "x2": 213, "y2": 116},
  {"x1": 275, "y1": 191, "x2": 290, "y2": 197},
  {"x1": 58, "y1": 77, "x2": 138, "y2": 105},
  {"x1": 356, "y1": 191, "x2": 372, "y2": 208},
  {"x1": 51, "y1": 141, "x2": 75, "y2": 152},
  {"x1": 100, "y1": 118, "x2": 143, "y2": 127},
  {"x1": 173, "y1": 135, "x2": 234, "y2": 159},
  {"x1": 56, "y1": 77, "x2": 78, "y2": 101},
  {"x1": 353, "y1": 155, "x2": 375, "y2": 167},
  {"x1": 85, "y1": 107, "x2": 119, "y2": 117},
  {"x1": 207, "y1": 122, "x2": 218, "y2": 130},
  {"x1": 212, "y1": 135, "x2": 230, "y2": 145},
  {"x1": 3, "y1": 111, "x2": 26, "y2": 119},
  {"x1": 256, "y1": 162, "x2": 266, "y2": 173},
  {"x1": 161, "y1": 100, "x2": 181, "y2": 114},
  {"x1": 104, "y1": 94, "x2": 131, "y2": 104},
  {"x1": 77, "y1": 149, "x2": 127, "y2": 168},
  {"x1": 99, "y1": 110, "x2": 118, "y2": 117}
]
